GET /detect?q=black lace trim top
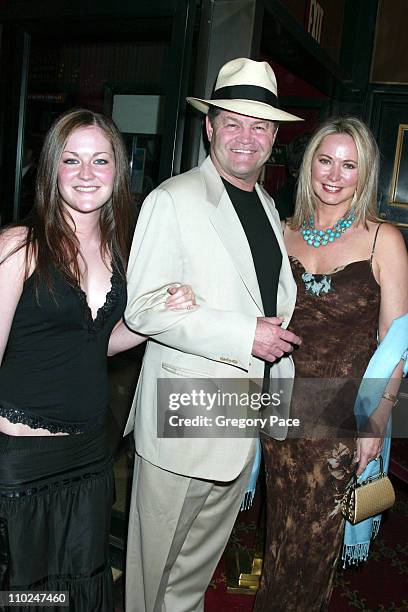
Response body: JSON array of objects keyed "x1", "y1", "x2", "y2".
[
  {"x1": 74, "y1": 267, "x2": 124, "y2": 335},
  {"x1": 0, "y1": 401, "x2": 84, "y2": 434},
  {"x1": 0, "y1": 264, "x2": 127, "y2": 430}
]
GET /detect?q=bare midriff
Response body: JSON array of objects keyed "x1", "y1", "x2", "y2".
[{"x1": 0, "y1": 415, "x2": 69, "y2": 436}]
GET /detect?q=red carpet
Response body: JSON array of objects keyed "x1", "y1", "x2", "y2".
[
  {"x1": 115, "y1": 442, "x2": 408, "y2": 610},
  {"x1": 204, "y1": 480, "x2": 408, "y2": 611},
  {"x1": 390, "y1": 439, "x2": 408, "y2": 484},
  {"x1": 205, "y1": 442, "x2": 408, "y2": 611}
]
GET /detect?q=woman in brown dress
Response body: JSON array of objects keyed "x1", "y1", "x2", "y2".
[{"x1": 254, "y1": 117, "x2": 408, "y2": 611}]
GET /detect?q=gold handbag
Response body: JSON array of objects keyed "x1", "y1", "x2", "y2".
[{"x1": 341, "y1": 457, "x2": 395, "y2": 525}]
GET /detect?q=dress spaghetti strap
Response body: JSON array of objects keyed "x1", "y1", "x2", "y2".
[{"x1": 370, "y1": 223, "x2": 382, "y2": 264}]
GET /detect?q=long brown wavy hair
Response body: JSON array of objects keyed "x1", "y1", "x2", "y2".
[{"x1": 13, "y1": 108, "x2": 132, "y2": 289}]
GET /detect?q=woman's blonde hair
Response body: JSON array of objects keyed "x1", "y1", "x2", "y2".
[{"x1": 291, "y1": 116, "x2": 380, "y2": 229}]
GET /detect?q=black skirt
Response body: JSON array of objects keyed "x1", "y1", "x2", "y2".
[{"x1": 0, "y1": 427, "x2": 114, "y2": 612}]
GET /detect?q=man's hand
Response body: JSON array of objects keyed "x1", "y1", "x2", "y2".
[{"x1": 252, "y1": 317, "x2": 301, "y2": 363}]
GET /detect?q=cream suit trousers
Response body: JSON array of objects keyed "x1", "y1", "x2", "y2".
[{"x1": 125, "y1": 447, "x2": 255, "y2": 612}]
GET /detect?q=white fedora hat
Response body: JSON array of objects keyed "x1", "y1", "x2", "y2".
[{"x1": 187, "y1": 57, "x2": 303, "y2": 122}]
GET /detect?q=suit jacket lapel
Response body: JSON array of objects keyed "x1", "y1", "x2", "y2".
[
  {"x1": 255, "y1": 184, "x2": 297, "y2": 323},
  {"x1": 211, "y1": 192, "x2": 264, "y2": 312},
  {"x1": 201, "y1": 157, "x2": 297, "y2": 321},
  {"x1": 202, "y1": 158, "x2": 264, "y2": 312}
]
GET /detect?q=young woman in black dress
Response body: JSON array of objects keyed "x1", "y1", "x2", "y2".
[{"x1": 0, "y1": 109, "x2": 194, "y2": 611}]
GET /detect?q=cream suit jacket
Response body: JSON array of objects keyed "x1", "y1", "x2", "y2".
[{"x1": 124, "y1": 156, "x2": 297, "y2": 482}]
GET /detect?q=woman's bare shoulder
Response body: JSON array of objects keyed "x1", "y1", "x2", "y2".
[
  {"x1": 373, "y1": 221, "x2": 406, "y2": 249},
  {"x1": 371, "y1": 222, "x2": 408, "y2": 282},
  {"x1": 0, "y1": 226, "x2": 28, "y2": 264}
]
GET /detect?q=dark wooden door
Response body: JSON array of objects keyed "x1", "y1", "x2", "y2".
[
  {"x1": 0, "y1": 0, "x2": 196, "y2": 225},
  {"x1": 368, "y1": 89, "x2": 408, "y2": 245}
]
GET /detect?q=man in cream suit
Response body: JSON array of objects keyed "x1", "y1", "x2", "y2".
[{"x1": 124, "y1": 57, "x2": 303, "y2": 612}]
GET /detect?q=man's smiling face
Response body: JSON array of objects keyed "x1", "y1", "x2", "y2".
[{"x1": 206, "y1": 110, "x2": 277, "y2": 191}]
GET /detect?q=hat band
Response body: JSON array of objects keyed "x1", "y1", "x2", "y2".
[{"x1": 213, "y1": 84, "x2": 278, "y2": 107}]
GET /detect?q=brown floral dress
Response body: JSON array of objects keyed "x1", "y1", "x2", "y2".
[{"x1": 254, "y1": 256, "x2": 380, "y2": 612}]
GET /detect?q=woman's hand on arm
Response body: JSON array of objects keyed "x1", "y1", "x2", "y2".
[
  {"x1": 108, "y1": 284, "x2": 197, "y2": 356},
  {"x1": 165, "y1": 284, "x2": 196, "y2": 310},
  {"x1": 0, "y1": 229, "x2": 27, "y2": 365}
]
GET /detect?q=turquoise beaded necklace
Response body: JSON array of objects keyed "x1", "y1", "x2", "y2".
[{"x1": 301, "y1": 209, "x2": 356, "y2": 248}]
